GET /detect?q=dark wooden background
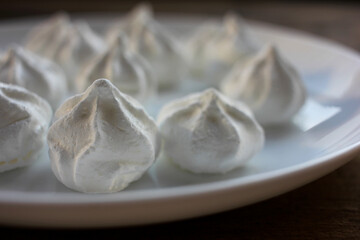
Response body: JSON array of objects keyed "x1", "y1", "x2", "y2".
[{"x1": 0, "y1": 2, "x2": 360, "y2": 239}]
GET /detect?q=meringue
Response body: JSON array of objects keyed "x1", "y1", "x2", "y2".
[
  {"x1": 107, "y1": 4, "x2": 186, "y2": 90},
  {"x1": 0, "y1": 46, "x2": 67, "y2": 109},
  {"x1": 188, "y1": 13, "x2": 258, "y2": 86},
  {"x1": 25, "y1": 13, "x2": 106, "y2": 92},
  {"x1": 25, "y1": 13, "x2": 70, "y2": 59},
  {"x1": 221, "y1": 45, "x2": 307, "y2": 125},
  {"x1": 47, "y1": 79, "x2": 159, "y2": 193},
  {"x1": 106, "y1": 3, "x2": 152, "y2": 43},
  {"x1": 157, "y1": 88, "x2": 264, "y2": 174},
  {"x1": 77, "y1": 35, "x2": 156, "y2": 102},
  {"x1": 0, "y1": 83, "x2": 52, "y2": 173}
]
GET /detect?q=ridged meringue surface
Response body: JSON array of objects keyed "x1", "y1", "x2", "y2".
[
  {"x1": 0, "y1": 46, "x2": 67, "y2": 109},
  {"x1": 0, "y1": 83, "x2": 52, "y2": 173},
  {"x1": 25, "y1": 13, "x2": 106, "y2": 92},
  {"x1": 25, "y1": 13, "x2": 70, "y2": 59},
  {"x1": 221, "y1": 45, "x2": 307, "y2": 125},
  {"x1": 188, "y1": 13, "x2": 258, "y2": 86},
  {"x1": 47, "y1": 79, "x2": 159, "y2": 193},
  {"x1": 107, "y1": 4, "x2": 186, "y2": 90},
  {"x1": 157, "y1": 88, "x2": 264, "y2": 174},
  {"x1": 77, "y1": 35, "x2": 156, "y2": 102}
]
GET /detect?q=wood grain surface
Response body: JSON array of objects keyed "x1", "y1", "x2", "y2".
[{"x1": 0, "y1": 2, "x2": 360, "y2": 239}]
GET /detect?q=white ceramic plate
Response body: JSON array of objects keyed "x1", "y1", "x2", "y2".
[{"x1": 0, "y1": 14, "x2": 360, "y2": 228}]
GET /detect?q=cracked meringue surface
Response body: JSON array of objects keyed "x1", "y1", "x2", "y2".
[
  {"x1": 0, "y1": 83, "x2": 52, "y2": 173},
  {"x1": 0, "y1": 46, "x2": 67, "y2": 109},
  {"x1": 107, "y1": 4, "x2": 186, "y2": 90},
  {"x1": 47, "y1": 79, "x2": 159, "y2": 193},
  {"x1": 77, "y1": 35, "x2": 156, "y2": 102},
  {"x1": 188, "y1": 13, "x2": 258, "y2": 86},
  {"x1": 25, "y1": 13, "x2": 106, "y2": 92},
  {"x1": 157, "y1": 88, "x2": 264, "y2": 174},
  {"x1": 221, "y1": 45, "x2": 307, "y2": 126}
]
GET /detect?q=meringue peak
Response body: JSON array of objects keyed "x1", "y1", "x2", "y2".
[
  {"x1": 49, "y1": 12, "x2": 70, "y2": 24},
  {"x1": 257, "y1": 44, "x2": 282, "y2": 64},
  {"x1": 221, "y1": 44, "x2": 306, "y2": 125},
  {"x1": 223, "y1": 13, "x2": 240, "y2": 35},
  {"x1": 48, "y1": 78, "x2": 159, "y2": 193},
  {"x1": 130, "y1": 3, "x2": 153, "y2": 23},
  {"x1": 77, "y1": 34, "x2": 156, "y2": 101},
  {"x1": 199, "y1": 88, "x2": 221, "y2": 103},
  {"x1": 106, "y1": 5, "x2": 185, "y2": 90},
  {"x1": 196, "y1": 89, "x2": 225, "y2": 114},
  {"x1": 0, "y1": 45, "x2": 67, "y2": 109},
  {"x1": 25, "y1": 13, "x2": 106, "y2": 92},
  {"x1": 90, "y1": 77, "x2": 113, "y2": 89},
  {"x1": 56, "y1": 78, "x2": 156, "y2": 143}
]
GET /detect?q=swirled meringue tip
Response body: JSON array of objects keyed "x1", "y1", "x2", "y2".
[
  {"x1": 48, "y1": 78, "x2": 159, "y2": 193},
  {"x1": 157, "y1": 88, "x2": 264, "y2": 174},
  {"x1": 34, "y1": 12, "x2": 70, "y2": 33},
  {"x1": 0, "y1": 45, "x2": 68, "y2": 109},
  {"x1": 221, "y1": 44, "x2": 307, "y2": 126},
  {"x1": 77, "y1": 34, "x2": 156, "y2": 102},
  {"x1": 25, "y1": 13, "x2": 106, "y2": 93},
  {"x1": 129, "y1": 2, "x2": 153, "y2": 22},
  {"x1": 25, "y1": 12, "x2": 70, "y2": 53},
  {"x1": 0, "y1": 82, "x2": 52, "y2": 173},
  {"x1": 256, "y1": 44, "x2": 283, "y2": 63},
  {"x1": 106, "y1": 4, "x2": 185, "y2": 90},
  {"x1": 223, "y1": 12, "x2": 242, "y2": 35},
  {"x1": 105, "y1": 2, "x2": 153, "y2": 43}
]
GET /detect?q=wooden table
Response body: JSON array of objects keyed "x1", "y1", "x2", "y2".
[{"x1": 1, "y1": 2, "x2": 360, "y2": 239}]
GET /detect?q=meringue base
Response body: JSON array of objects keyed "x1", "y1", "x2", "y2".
[{"x1": 0, "y1": 149, "x2": 42, "y2": 173}]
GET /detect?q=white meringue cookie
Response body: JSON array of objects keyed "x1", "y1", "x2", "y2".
[
  {"x1": 107, "y1": 4, "x2": 186, "y2": 90},
  {"x1": 0, "y1": 46, "x2": 67, "y2": 109},
  {"x1": 157, "y1": 88, "x2": 264, "y2": 174},
  {"x1": 47, "y1": 79, "x2": 159, "y2": 193},
  {"x1": 0, "y1": 83, "x2": 52, "y2": 173},
  {"x1": 188, "y1": 13, "x2": 258, "y2": 86},
  {"x1": 25, "y1": 13, "x2": 106, "y2": 92},
  {"x1": 221, "y1": 45, "x2": 307, "y2": 125},
  {"x1": 77, "y1": 35, "x2": 156, "y2": 102}
]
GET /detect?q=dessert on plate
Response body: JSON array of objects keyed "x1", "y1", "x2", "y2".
[
  {"x1": 0, "y1": 3, "x2": 310, "y2": 192},
  {"x1": 25, "y1": 13, "x2": 106, "y2": 92},
  {"x1": 77, "y1": 34, "x2": 156, "y2": 102},
  {"x1": 0, "y1": 83, "x2": 52, "y2": 173},
  {"x1": 106, "y1": 4, "x2": 186, "y2": 90},
  {"x1": 0, "y1": 45, "x2": 67, "y2": 109},
  {"x1": 221, "y1": 44, "x2": 307, "y2": 125},
  {"x1": 157, "y1": 88, "x2": 264, "y2": 174},
  {"x1": 106, "y1": 3, "x2": 152, "y2": 43},
  {"x1": 47, "y1": 79, "x2": 159, "y2": 193}
]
